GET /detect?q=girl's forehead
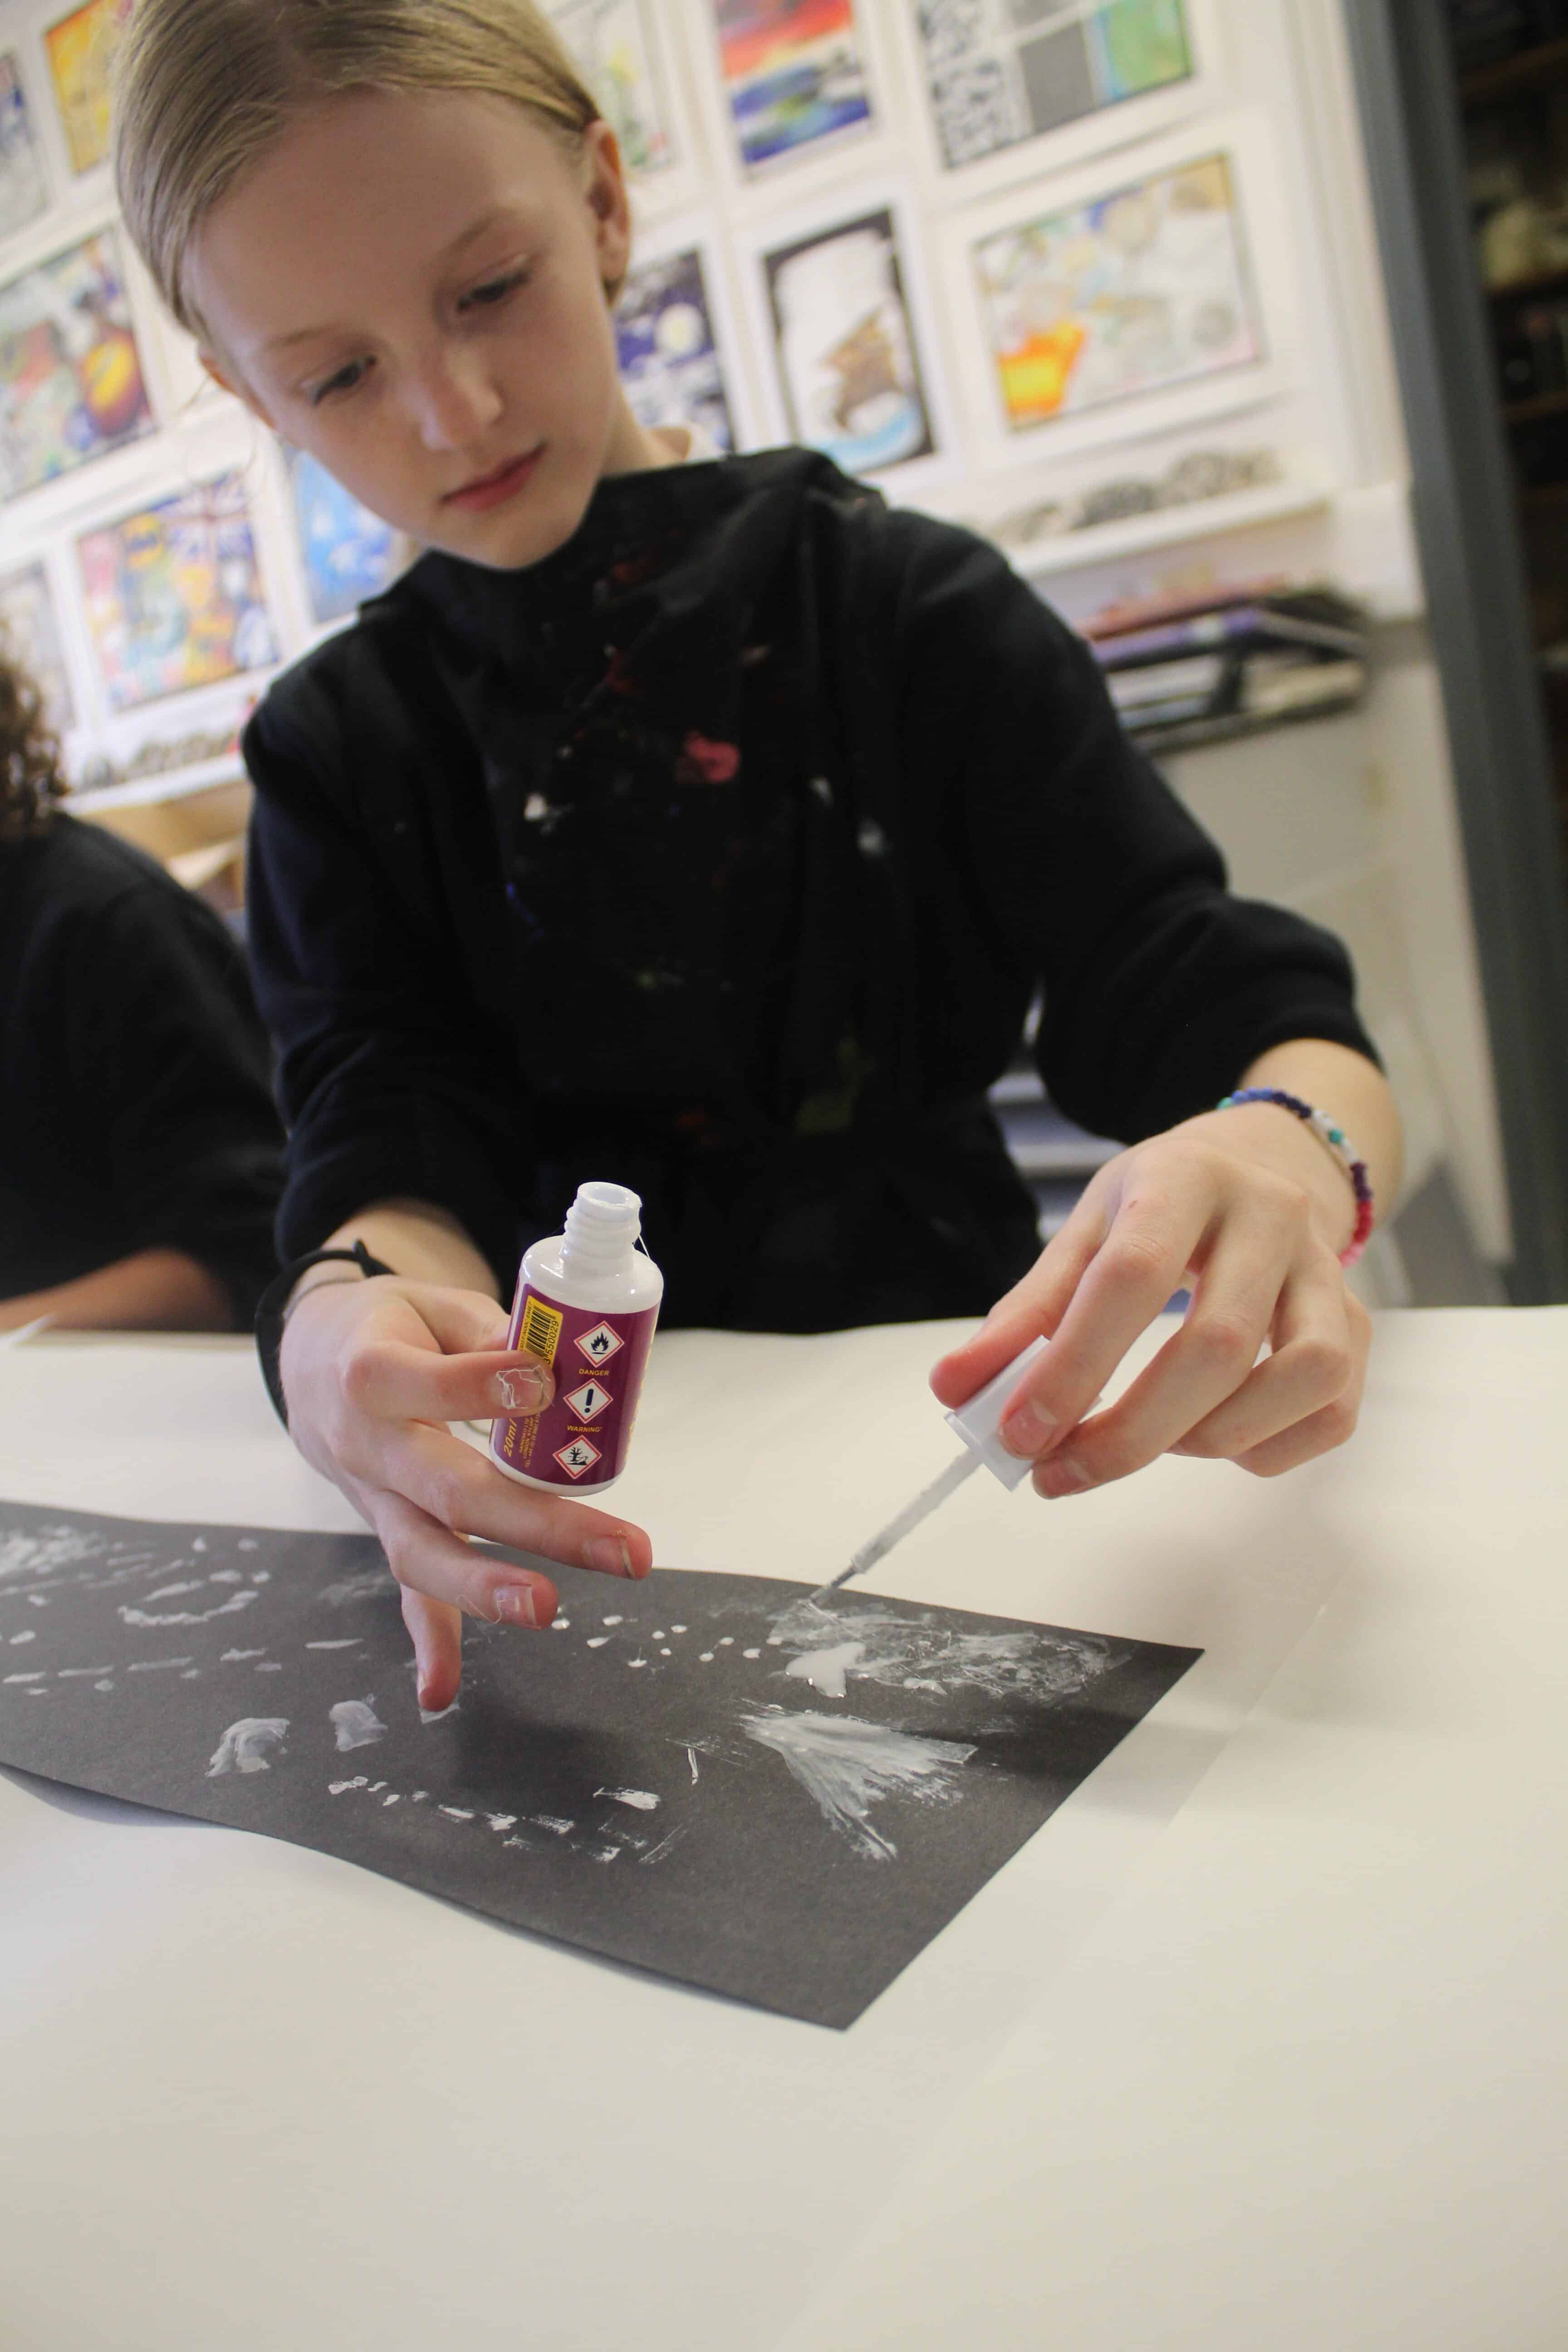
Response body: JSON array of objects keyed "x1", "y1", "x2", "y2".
[{"x1": 188, "y1": 90, "x2": 570, "y2": 347}]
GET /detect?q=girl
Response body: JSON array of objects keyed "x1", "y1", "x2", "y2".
[{"x1": 113, "y1": 0, "x2": 1401, "y2": 1711}]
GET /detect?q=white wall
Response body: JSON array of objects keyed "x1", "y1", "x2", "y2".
[{"x1": 0, "y1": 0, "x2": 1510, "y2": 1253}]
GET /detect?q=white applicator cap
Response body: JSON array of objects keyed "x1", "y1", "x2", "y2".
[{"x1": 943, "y1": 1333, "x2": 1051, "y2": 1492}]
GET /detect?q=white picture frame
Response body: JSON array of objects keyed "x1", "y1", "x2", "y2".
[
  {"x1": 938, "y1": 110, "x2": 1294, "y2": 475},
  {"x1": 614, "y1": 208, "x2": 764, "y2": 454}
]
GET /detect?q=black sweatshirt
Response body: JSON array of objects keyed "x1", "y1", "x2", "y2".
[
  {"x1": 243, "y1": 448, "x2": 1377, "y2": 1330},
  {"x1": 0, "y1": 817, "x2": 284, "y2": 1320}
]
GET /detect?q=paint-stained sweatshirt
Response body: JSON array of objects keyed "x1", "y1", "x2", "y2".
[{"x1": 243, "y1": 448, "x2": 1377, "y2": 1329}]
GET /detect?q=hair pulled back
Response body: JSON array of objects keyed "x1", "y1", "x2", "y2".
[{"x1": 113, "y1": 0, "x2": 608, "y2": 337}]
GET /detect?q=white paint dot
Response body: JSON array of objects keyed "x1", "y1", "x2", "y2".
[
  {"x1": 250, "y1": 1570, "x2": 271, "y2": 1583},
  {"x1": 238, "y1": 1539, "x2": 258, "y2": 1551},
  {"x1": 627, "y1": 1658, "x2": 647, "y2": 1670},
  {"x1": 699, "y1": 1652, "x2": 715, "y2": 1662},
  {"x1": 659, "y1": 1647, "x2": 672, "y2": 1656},
  {"x1": 602, "y1": 1614, "x2": 624, "y2": 1627},
  {"x1": 743, "y1": 1648, "x2": 761, "y2": 1659},
  {"x1": 652, "y1": 1630, "x2": 665, "y2": 1641},
  {"x1": 551, "y1": 1617, "x2": 571, "y2": 1632},
  {"x1": 586, "y1": 1636, "x2": 609, "y2": 1648},
  {"x1": 670, "y1": 1624, "x2": 687, "y2": 1634},
  {"x1": 94, "y1": 1679, "x2": 113, "y2": 1691},
  {"x1": 718, "y1": 1637, "x2": 734, "y2": 1646}
]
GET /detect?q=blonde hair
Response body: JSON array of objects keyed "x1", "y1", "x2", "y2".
[{"x1": 113, "y1": 0, "x2": 609, "y2": 337}]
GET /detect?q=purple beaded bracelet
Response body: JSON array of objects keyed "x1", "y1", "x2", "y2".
[{"x1": 1215, "y1": 1087, "x2": 1376, "y2": 1267}]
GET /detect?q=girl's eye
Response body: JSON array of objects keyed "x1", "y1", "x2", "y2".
[
  {"x1": 308, "y1": 357, "x2": 372, "y2": 407},
  {"x1": 460, "y1": 267, "x2": 530, "y2": 312}
]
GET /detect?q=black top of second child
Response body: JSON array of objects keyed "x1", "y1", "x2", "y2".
[{"x1": 243, "y1": 449, "x2": 1377, "y2": 1330}]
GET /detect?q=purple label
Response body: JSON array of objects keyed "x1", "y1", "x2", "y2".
[{"x1": 489, "y1": 1282, "x2": 659, "y2": 1491}]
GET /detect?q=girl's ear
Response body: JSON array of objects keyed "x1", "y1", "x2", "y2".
[
  {"x1": 582, "y1": 118, "x2": 632, "y2": 297},
  {"x1": 197, "y1": 343, "x2": 279, "y2": 432}
]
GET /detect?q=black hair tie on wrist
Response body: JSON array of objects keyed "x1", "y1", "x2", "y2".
[{"x1": 254, "y1": 1240, "x2": 395, "y2": 1429}]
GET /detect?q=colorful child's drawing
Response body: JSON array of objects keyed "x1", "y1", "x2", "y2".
[
  {"x1": 715, "y1": 0, "x2": 872, "y2": 173},
  {"x1": 972, "y1": 152, "x2": 1261, "y2": 432},
  {"x1": 44, "y1": 0, "x2": 131, "y2": 175},
  {"x1": 0, "y1": 562, "x2": 75, "y2": 735},
  {"x1": 918, "y1": 0, "x2": 1192, "y2": 172},
  {"x1": 616, "y1": 248, "x2": 736, "y2": 453},
  {"x1": 0, "y1": 234, "x2": 154, "y2": 502},
  {"x1": 764, "y1": 207, "x2": 933, "y2": 474},
  {"x1": 287, "y1": 449, "x2": 407, "y2": 625},
  {"x1": 0, "y1": 53, "x2": 49, "y2": 237},
  {"x1": 77, "y1": 474, "x2": 278, "y2": 710},
  {"x1": 550, "y1": 0, "x2": 676, "y2": 177}
]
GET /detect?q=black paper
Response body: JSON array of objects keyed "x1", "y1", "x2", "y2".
[{"x1": 0, "y1": 1500, "x2": 1198, "y2": 2028}]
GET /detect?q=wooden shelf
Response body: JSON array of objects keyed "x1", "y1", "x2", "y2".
[
  {"x1": 1461, "y1": 36, "x2": 1568, "y2": 106},
  {"x1": 1504, "y1": 387, "x2": 1568, "y2": 424}
]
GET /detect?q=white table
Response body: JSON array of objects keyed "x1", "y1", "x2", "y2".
[{"x1": 0, "y1": 1312, "x2": 1564, "y2": 2351}]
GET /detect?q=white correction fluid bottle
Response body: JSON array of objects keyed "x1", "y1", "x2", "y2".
[{"x1": 489, "y1": 1181, "x2": 664, "y2": 1494}]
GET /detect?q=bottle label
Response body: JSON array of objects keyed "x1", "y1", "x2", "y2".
[{"x1": 488, "y1": 1282, "x2": 660, "y2": 1491}]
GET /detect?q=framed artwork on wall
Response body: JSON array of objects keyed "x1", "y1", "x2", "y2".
[
  {"x1": 0, "y1": 232, "x2": 155, "y2": 503},
  {"x1": 710, "y1": 0, "x2": 874, "y2": 177},
  {"x1": 759, "y1": 199, "x2": 937, "y2": 475},
  {"x1": 616, "y1": 236, "x2": 745, "y2": 453},
  {"x1": 44, "y1": 0, "x2": 132, "y2": 176},
  {"x1": 549, "y1": 0, "x2": 681, "y2": 181},
  {"x1": 972, "y1": 150, "x2": 1262, "y2": 435},
  {"x1": 916, "y1": 0, "x2": 1195, "y2": 170},
  {"x1": 76, "y1": 471, "x2": 277, "y2": 710},
  {"x1": 0, "y1": 51, "x2": 49, "y2": 239},
  {"x1": 942, "y1": 118, "x2": 1288, "y2": 464},
  {"x1": 286, "y1": 448, "x2": 410, "y2": 626},
  {"x1": 0, "y1": 559, "x2": 76, "y2": 735}
]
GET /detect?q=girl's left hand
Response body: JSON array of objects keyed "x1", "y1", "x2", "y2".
[{"x1": 930, "y1": 1115, "x2": 1371, "y2": 1494}]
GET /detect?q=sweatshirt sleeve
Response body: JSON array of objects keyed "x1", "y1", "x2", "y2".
[
  {"x1": 58, "y1": 878, "x2": 284, "y2": 1323},
  {"x1": 884, "y1": 514, "x2": 1381, "y2": 1140},
  {"x1": 242, "y1": 671, "x2": 527, "y2": 1289}
]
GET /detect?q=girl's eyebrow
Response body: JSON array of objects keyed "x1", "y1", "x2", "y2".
[{"x1": 261, "y1": 205, "x2": 537, "y2": 354}]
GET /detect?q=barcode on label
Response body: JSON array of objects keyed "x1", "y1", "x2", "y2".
[{"x1": 519, "y1": 1297, "x2": 563, "y2": 1367}]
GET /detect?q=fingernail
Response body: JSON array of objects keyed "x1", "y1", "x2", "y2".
[
  {"x1": 583, "y1": 1534, "x2": 634, "y2": 1577},
  {"x1": 1035, "y1": 1452, "x2": 1092, "y2": 1499},
  {"x1": 495, "y1": 1583, "x2": 538, "y2": 1627},
  {"x1": 1002, "y1": 1399, "x2": 1058, "y2": 1458},
  {"x1": 494, "y1": 1366, "x2": 550, "y2": 1413}
]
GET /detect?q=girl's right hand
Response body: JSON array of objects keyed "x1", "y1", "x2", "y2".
[{"x1": 279, "y1": 1274, "x2": 652, "y2": 1711}]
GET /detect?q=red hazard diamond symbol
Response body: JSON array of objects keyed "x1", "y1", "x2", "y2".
[
  {"x1": 576, "y1": 1321, "x2": 623, "y2": 1367},
  {"x1": 565, "y1": 1378, "x2": 613, "y2": 1423},
  {"x1": 553, "y1": 1436, "x2": 603, "y2": 1480}
]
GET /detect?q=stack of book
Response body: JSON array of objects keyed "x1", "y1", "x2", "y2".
[{"x1": 1085, "y1": 584, "x2": 1369, "y2": 756}]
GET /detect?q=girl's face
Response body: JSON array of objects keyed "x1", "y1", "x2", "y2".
[{"x1": 190, "y1": 89, "x2": 664, "y2": 570}]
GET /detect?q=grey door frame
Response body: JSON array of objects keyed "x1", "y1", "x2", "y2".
[{"x1": 1343, "y1": 0, "x2": 1568, "y2": 1302}]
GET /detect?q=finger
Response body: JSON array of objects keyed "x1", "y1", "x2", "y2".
[
  {"x1": 928, "y1": 1188, "x2": 1108, "y2": 1409},
  {"x1": 343, "y1": 1332, "x2": 555, "y2": 1426},
  {"x1": 1029, "y1": 1207, "x2": 1294, "y2": 1496},
  {"x1": 1233, "y1": 1300, "x2": 1371, "y2": 1479},
  {"x1": 370, "y1": 1485, "x2": 562, "y2": 1630},
  {"x1": 1173, "y1": 1259, "x2": 1362, "y2": 1462},
  {"x1": 402, "y1": 1588, "x2": 464, "y2": 1714},
  {"x1": 346, "y1": 1420, "x2": 653, "y2": 1580},
  {"x1": 1000, "y1": 1176, "x2": 1212, "y2": 1463},
  {"x1": 392, "y1": 1283, "x2": 515, "y2": 1356}
]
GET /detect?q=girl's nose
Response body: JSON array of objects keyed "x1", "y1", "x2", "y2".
[{"x1": 405, "y1": 346, "x2": 504, "y2": 451}]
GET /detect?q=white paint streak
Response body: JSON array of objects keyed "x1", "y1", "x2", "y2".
[
  {"x1": 120, "y1": 1590, "x2": 260, "y2": 1628},
  {"x1": 601, "y1": 1614, "x2": 624, "y2": 1626},
  {"x1": 144, "y1": 1579, "x2": 205, "y2": 1601},
  {"x1": 785, "y1": 1642, "x2": 866, "y2": 1699},
  {"x1": 308, "y1": 1638, "x2": 361, "y2": 1651},
  {"x1": 4, "y1": 1672, "x2": 44, "y2": 1683},
  {"x1": 128, "y1": 1657, "x2": 194, "y2": 1672},
  {"x1": 741, "y1": 1710, "x2": 975, "y2": 1861},
  {"x1": 595, "y1": 1787, "x2": 660, "y2": 1811},
  {"x1": 208, "y1": 1568, "x2": 243, "y2": 1583},
  {"x1": 439, "y1": 1805, "x2": 475, "y2": 1821},
  {"x1": 221, "y1": 1647, "x2": 265, "y2": 1661},
  {"x1": 57, "y1": 1666, "x2": 113, "y2": 1677},
  {"x1": 383, "y1": 1793, "x2": 400, "y2": 1806},
  {"x1": 638, "y1": 1824, "x2": 689, "y2": 1867},
  {"x1": 328, "y1": 1775, "x2": 370, "y2": 1795},
  {"x1": 533, "y1": 1815, "x2": 573, "y2": 1835},
  {"x1": 329, "y1": 1698, "x2": 387, "y2": 1752},
  {"x1": 9, "y1": 1630, "x2": 35, "y2": 1644},
  {"x1": 686, "y1": 1746, "x2": 700, "y2": 1784},
  {"x1": 487, "y1": 1813, "x2": 517, "y2": 1833},
  {"x1": 209, "y1": 1717, "x2": 289, "y2": 1776}
]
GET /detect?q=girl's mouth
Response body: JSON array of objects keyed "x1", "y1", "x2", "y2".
[{"x1": 442, "y1": 446, "x2": 544, "y2": 512}]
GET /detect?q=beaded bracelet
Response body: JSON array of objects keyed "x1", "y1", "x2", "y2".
[{"x1": 1215, "y1": 1087, "x2": 1376, "y2": 1268}]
